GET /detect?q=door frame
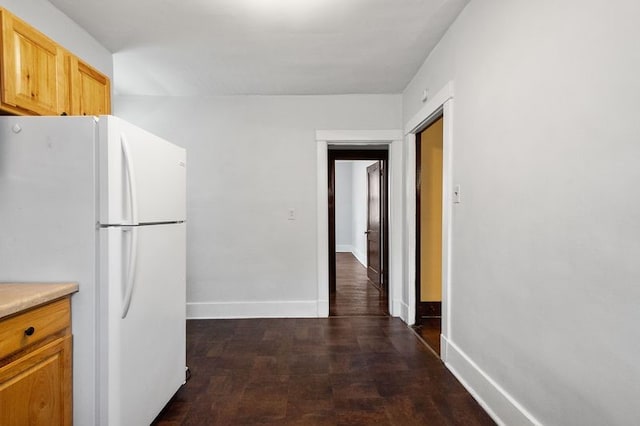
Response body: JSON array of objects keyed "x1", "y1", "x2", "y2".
[
  {"x1": 404, "y1": 82, "x2": 454, "y2": 353},
  {"x1": 415, "y1": 116, "x2": 444, "y2": 324},
  {"x1": 316, "y1": 130, "x2": 403, "y2": 317},
  {"x1": 328, "y1": 149, "x2": 389, "y2": 313}
]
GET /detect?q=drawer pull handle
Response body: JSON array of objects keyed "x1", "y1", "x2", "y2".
[{"x1": 24, "y1": 327, "x2": 35, "y2": 336}]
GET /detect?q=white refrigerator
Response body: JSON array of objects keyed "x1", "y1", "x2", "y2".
[{"x1": 0, "y1": 115, "x2": 186, "y2": 426}]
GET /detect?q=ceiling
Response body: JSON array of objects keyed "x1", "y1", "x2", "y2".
[{"x1": 48, "y1": 0, "x2": 469, "y2": 96}]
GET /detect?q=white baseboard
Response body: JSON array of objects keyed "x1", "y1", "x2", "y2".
[
  {"x1": 336, "y1": 244, "x2": 353, "y2": 252},
  {"x1": 391, "y1": 299, "x2": 404, "y2": 319},
  {"x1": 317, "y1": 300, "x2": 329, "y2": 317},
  {"x1": 187, "y1": 300, "x2": 319, "y2": 319},
  {"x1": 398, "y1": 300, "x2": 411, "y2": 324},
  {"x1": 352, "y1": 248, "x2": 366, "y2": 267},
  {"x1": 441, "y1": 336, "x2": 541, "y2": 426}
]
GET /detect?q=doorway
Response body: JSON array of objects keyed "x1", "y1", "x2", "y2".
[
  {"x1": 414, "y1": 115, "x2": 444, "y2": 354},
  {"x1": 328, "y1": 149, "x2": 389, "y2": 316}
]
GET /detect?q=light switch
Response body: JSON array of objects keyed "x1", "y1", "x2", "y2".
[{"x1": 453, "y1": 185, "x2": 461, "y2": 204}]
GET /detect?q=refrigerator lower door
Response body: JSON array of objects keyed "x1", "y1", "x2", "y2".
[{"x1": 99, "y1": 223, "x2": 186, "y2": 426}]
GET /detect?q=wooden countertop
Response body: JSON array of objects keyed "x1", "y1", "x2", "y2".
[{"x1": 0, "y1": 283, "x2": 78, "y2": 320}]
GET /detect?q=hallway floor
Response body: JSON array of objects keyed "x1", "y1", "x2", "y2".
[
  {"x1": 152, "y1": 318, "x2": 495, "y2": 425},
  {"x1": 413, "y1": 318, "x2": 442, "y2": 355},
  {"x1": 330, "y1": 252, "x2": 386, "y2": 317}
]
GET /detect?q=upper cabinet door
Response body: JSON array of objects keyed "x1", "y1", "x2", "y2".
[
  {"x1": 0, "y1": 9, "x2": 65, "y2": 116},
  {"x1": 69, "y1": 55, "x2": 111, "y2": 116}
]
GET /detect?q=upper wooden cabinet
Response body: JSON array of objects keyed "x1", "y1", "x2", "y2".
[
  {"x1": 68, "y1": 55, "x2": 111, "y2": 116},
  {"x1": 0, "y1": 9, "x2": 66, "y2": 115},
  {"x1": 0, "y1": 7, "x2": 111, "y2": 116}
]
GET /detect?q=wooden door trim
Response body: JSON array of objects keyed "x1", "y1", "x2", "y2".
[
  {"x1": 415, "y1": 130, "x2": 422, "y2": 324},
  {"x1": 415, "y1": 119, "x2": 443, "y2": 324},
  {"x1": 328, "y1": 149, "x2": 389, "y2": 314}
]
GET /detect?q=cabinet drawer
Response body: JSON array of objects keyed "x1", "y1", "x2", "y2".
[{"x1": 0, "y1": 298, "x2": 70, "y2": 360}]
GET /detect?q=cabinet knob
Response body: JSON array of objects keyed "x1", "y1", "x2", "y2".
[{"x1": 24, "y1": 326, "x2": 35, "y2": 336}]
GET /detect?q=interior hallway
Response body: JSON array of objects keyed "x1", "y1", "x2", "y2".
[
  {"x1": 330, "y1": 252, "x2": 387, "y2": 317},
  {"x1": 152, "y1": 318, "x2": 495, "y2": 425}
]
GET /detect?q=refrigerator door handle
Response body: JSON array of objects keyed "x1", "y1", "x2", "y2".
[
  {"x1": 121, "y1": 134, "x2": 139, "y2": 225},
  {"x1": 121, "y1": 226, "x2": 139, "y2": 319}
]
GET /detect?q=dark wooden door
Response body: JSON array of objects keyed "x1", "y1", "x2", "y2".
[{"x1": 366, "y1": 162, "x2": 382, "y2": 287}]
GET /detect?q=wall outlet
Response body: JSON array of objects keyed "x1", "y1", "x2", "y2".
[{"x1": 288, "y1": 208, "x2": 296, "y2": 220}]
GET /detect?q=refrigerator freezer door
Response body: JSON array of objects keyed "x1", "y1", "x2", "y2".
[
  {"x1": 99, "y1": 116, "x2": 186, "y2": 225},
  {"x1": 99, "y1": 223, "x2": 186, "y2": 426}
]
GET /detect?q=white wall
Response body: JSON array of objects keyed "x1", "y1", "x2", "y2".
[
  {"x1": 403, "y1": 1, "x2": 640, "y2": 425},
  {"x1": 351, "y1": 160, "x2": 377, "y2": 266},
  {"x1": 0, "y1": 0, "x2": 113, "y2": 79},
  {"x1": 335, "y1": 161, "x2": 353, "y2": 251},
  {"x1": 114, "y1": 94, "x2": 402, "y2": 318}
]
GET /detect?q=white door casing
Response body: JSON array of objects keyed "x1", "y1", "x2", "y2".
[
  {"x1": 404, "y1": 82, "x2": 454, "y2": 353},
  {"x1": 315, "y1": 130, "x2": 403, "y2": 317}
]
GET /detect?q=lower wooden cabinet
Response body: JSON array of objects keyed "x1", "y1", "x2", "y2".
[{"x1": 0, "y1": 298, "x2": 72, "y2": 426}]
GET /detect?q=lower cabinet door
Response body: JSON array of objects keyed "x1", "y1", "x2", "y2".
[{"x1": 0, "y1": 335, "x2": 72, "y2": 426}]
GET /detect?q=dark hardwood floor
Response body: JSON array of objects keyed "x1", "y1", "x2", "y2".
[
  {"x1": 330, "y1": 252, "x2": 386, "y2": 317},
  {"x1": 413, "y1": 318, "x2": 442, "y2": 355},
  {"x1": 152, "y1": 253, "x2": 492, "y2": 424},
  {"x1": 152, "y1": 317, "x2": 495, "y2": 425}
]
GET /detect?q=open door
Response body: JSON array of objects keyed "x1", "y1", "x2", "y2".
[{"x1": 366, "y1": 162, "x2": 382, "y2": 289}]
